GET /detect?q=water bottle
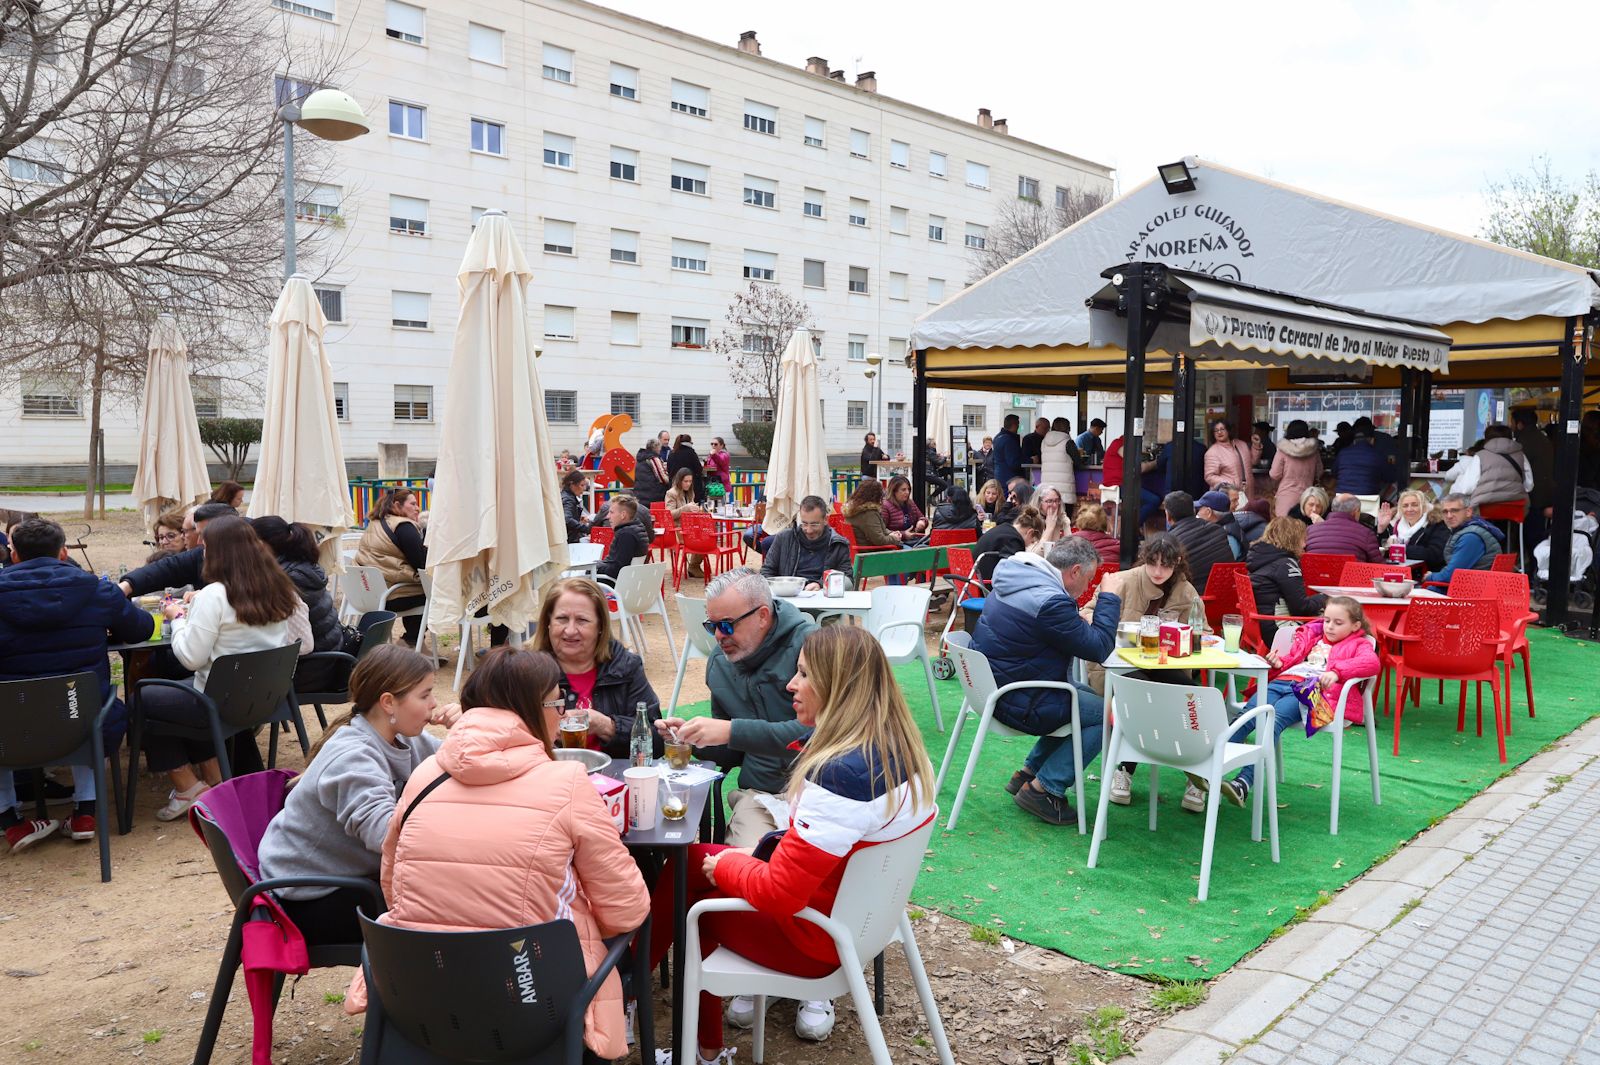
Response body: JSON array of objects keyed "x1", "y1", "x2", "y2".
[{"x1": 629, "y1": 702, "x2": 651, "y2": 768}]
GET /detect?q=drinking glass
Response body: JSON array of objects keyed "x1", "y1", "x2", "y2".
[
  {"x1": 660, "y1": 778, "x2": 688, "y2": 821},
  {"x1": 664, "y1": 739, "x2": 692, "y2": 770},
  {"x1": 1222, "y1": 614, "x2": 1244, "y2": 654},
  {"x1": 1139, "y1": 614, "x2": 1161, "y2": 659},
  {"x1": 559, "y1": 709, "x2": 590, "y2": 749}
]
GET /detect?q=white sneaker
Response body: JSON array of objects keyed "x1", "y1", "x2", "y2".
[
  {"x1": 155, "y1": 781, "x2": 209, "y2": 822},
  {"x1": 795, "y1": 999, "x2": 835, "y2": 1041},
  {"x1": 656, "y1": 1049, "x2": 736, "y2": 1065},
  {"x1": 1109, "y1": 767, "x2": 1133, "y2": 805},
  {"x1": 1181, "y1": 781, "x2": 1205, "y2": 813},
  {"x1": 725, "y1": 995, "x2": 759, "y2": 1030}
]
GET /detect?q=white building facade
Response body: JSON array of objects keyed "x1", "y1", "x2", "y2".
[{"x1": 1, "y1": 0, "x2": 1114, "y2": 477}]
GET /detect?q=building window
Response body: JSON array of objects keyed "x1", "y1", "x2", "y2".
[
  {"x1": 314, "y1": 285, "x2": 344, "y2": 323},
  {"x1": 388, "y1": 100, "x2": 425, "y2": 139},
  {"x1": 670, "y1": 159, "x2": 708, "y2": 195},
  {"x1": 6, "y1": 139, "x2": 64, "y2": 185},
  {"x1": 333, "y1": 381, "x2": 350, "y2": 421},
  {"x1": 273, "y1": 76, "x2": 321, "y2": 107},
  {"x1": 928, "y1": 277, "x2": 945, "y2": 303},
  {"x1": 848, "y1": 266, "x2": 868, "y2": 294},
  {"x1": 743, "y1": 99, "x2": 777, "y2": 135},
  {"x1": 890, "y1": 140, "x2": 909, "y2": 169},
  {"x1": 927, "y1": 215, "x2": 945, "y2": 242},
  {"x1": 670, "y1": 239, "x2": 709, "y2": 273},
  {"x1": 294, "y1": 182, "x2": 342, "y2": 222},
  {"x1": 928, "y1": 151, "x2": 947, "y2": 179},
  {"x1": 388, "y1": 194, "x2": 428, "y2": 236},
  {"x1": 468, "y1": 22, "x2": 504, "y2": 64},
  {"x1": 393, "y1": 384, "x2": 433, "y2": 421},
  {"x1": 803, "y1": 258, "x2": 825, "y2": 289},
  {"x1": 741, "y1": 332, "x2": 775, "y2": 355},
  {"x1": 609, "y1": 145, "x2": 638, "y2": 182},
  {"x1": 391, "y1": 290, "x2": 430, "y2": 329},
  {"x1": 1018, "y1": 175, "x2": 1040, "y2": 201},
  {"x1": 965, "y1": 160, "x2": 990, "y2": 189},
  {"x1": 890, "y1": 206, "x2": 909, "y2": 235},
  {"x1": 542, "y1": 132, "x2": 574, "y2": 169},
  {"x1": 191, "y1": 375, "x2": 222, "y2": 418},
  {"x1": 743, "y1": 175, "x2": 776, "y2": 209},
  {"x1": 848, "y1": 334, "x2": 866, "y2": 362},
  {"x1": 848, "y1": 198, "x2": 868, "y2": 228},
  {"x1": 803, "y1": 188, "x2": 824, "y2": 218},
  {"x1": 610, "y1": 229, "x2": 639, "y2": 264},
  {"x1": 743, "y1": 249, "x2": 777, "y2": 282},
  {"x1": 271, "y1": 0, "x2": 333, "y2": 20},
  {"x1": 20, "y1": 374, "x2": 81, "y2": 417},
  {"x1": 670, "y1": 318, "x2": 708, "y2": 348},
  {"x1": 849, "y1": 128, "x2": 869, "y2": 159},
  {"x1": 803, "y1": 115, "x2": 825, "y2": 148},
  {"x1": 543, "y1": 305, "x2": 576, "y2": 340},
  {"x1": 670, "y1": 79, "x2": 710, "y2": 118},
  {"x1": 671, "y1": 394, "x2": 711, "y2": 425},
  {"x1": 610, "y1": 392, "x2": 641, "y2": 418},
  {"x1": 545, "y1": 389, "x2": 578, "y2": 423},
  {"x1": 889, "y1": 272, "x2": 908, "y2": 301},
  {"x1": 964, "y1": 223, "x2": 987, "y2": 250},
  {"x1": 962, "y1": 405, "x2": 985, "y2": 430},
  {"x1": 742, "y1": 398, "x2": 775, "y2": 423},
  {"x1": 609, "y1": 62, "x2": 638, "y2": 99},
  {"x1": 542, "y1": 43, "x2": 574, "y2": 83},
  {"x1": 542, "y1": 218, "x2": 575, "y2": 255},
  {"x1": 470, "y1": 118, "x2": 504, "y2": 155},
  {"x1": 470, "y1": 206, "x2": 487, "y2": 228},
  {"x1": 847, "y1": 400, "x2": 867, "y2": 429},
  {"x1": 610, "y1": 311, "x2": 640, "y2": 345},
  {"x1": 384, "y1": 0, "x2": 424, "y2": 44},
  {"x1": 887, "y1": 401, "x2": 905, "y2": 452}
]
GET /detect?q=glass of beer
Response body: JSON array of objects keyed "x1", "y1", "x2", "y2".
[
  {"x1": 664, "y1": 740, "x2": 692, "y2": 770},
  {"x1": 1139, "y1": 614, "x2": 1161, "y2": 659},
  {"x1": 559, "y1": 709, "x2": 590, "y2": 749},
  {"x1": 660, "y1": 778, "x2": 688, "y2": 821}
]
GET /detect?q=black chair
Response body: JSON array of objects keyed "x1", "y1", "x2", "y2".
[
  {"x1": 0, "y1": 672, "x2": 119, "y2": 882},
  {"x1": 296, "y1": 610, "x2": 398, "y2": 729},
  {"x1": 127, "y1": 643, "x2": 306, "y2": 828},
  {"x1": 357, "y1": 910, "x2": 653, "y2": 1065}
]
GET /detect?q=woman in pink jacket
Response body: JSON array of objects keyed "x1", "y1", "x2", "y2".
[
  {"x1": 1269, "y1": 420, "x2": 1324, "y2": 517},
  {"x1": 704, "y1": 437, "x2": 734, "y2": 497},
  {"x1": 1203, "y1": 419, "x2": 1257, "y2": 495},
  {"x1": 345, "y1": 649, "x2": 649, "y2": 1061}
]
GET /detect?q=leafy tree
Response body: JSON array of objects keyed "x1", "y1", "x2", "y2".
[
  {"x1": 1480, "y1": 156, "x2": 1600, "y2": 268},
  {"x1": 199, "y1": 417, "x2": 262, "y2": 480}
]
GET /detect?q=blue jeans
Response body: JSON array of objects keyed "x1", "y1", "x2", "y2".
[
  {"x1": 1138, "y1": 488, "x2": 1163, "y2": 525},
  {"x1": 0, "y1": 766, "x2": 95, "y2": 811},
  {"x1": 1022, "y1": 683, "x2": 1104, "y2": 798},
  {"x1": 1228, "y1": 680, "x2": 1303, "y2": 790}
]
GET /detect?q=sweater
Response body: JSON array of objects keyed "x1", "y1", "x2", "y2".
[
  {"x1": 705, "y1": 598, "x2": 817, "y2": 794},
  {"x1": 761, "y1": 526, "x2": 852, "y2": 587},
  {"x1": 123, "y1": 545, "x2": 206, "y2": 596},
  {"x1": 1304, "y1": 511, "x2": 1382, "y2": 562},
  {"x1": 1084, "y1": 564, "x2": 1198, "y2": 694},
  {"x1": 1076, "y1": 527, "x2": 1121, "y2": 566},
  {"x1": 170, "y1": 582, "x2": 293, "y2": 691},
  {"x1": 258, "y1": 714, "x2": 442, "y2": 900}
]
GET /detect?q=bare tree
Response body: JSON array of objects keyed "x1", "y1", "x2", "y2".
[
  {"x1": 1481, "y1": 156, "x2": 1600, "y2": 268},
  {"x1": 708, "y1": 281, "x2": 818, "y2": 416},
  {"x1": 968, "y1": 186, "x2": 1110, "y2": 282}
]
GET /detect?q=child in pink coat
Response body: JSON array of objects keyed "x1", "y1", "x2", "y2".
[{"x1": 1219, "y1": 595, "x2": 1381, "y2": 803}]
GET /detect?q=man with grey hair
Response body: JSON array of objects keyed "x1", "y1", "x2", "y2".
[
  {"x1": 1426, "y1": 492, "x2": 1506, "y2": 584},
  {"x1": 1304, "y1": 492, "x2": 1381, "y2": 562},
  {"x1": 971, "y1": 536, "x2": 1122, "y2": 826}
]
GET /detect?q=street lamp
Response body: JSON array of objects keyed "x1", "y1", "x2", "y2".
[
  {"x1": 279, "y1": 89, "x2": 369, "y2": 277},
  {"x1": 865, "y1": 352, "x2": 884, "y2": 444}
]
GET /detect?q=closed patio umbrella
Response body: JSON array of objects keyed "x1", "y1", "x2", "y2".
[
  {"x1": 927, "y1": 389, "x2": 951, "y2": 460},
  {"x1": 763, "y1": 328, "x2": 829, "y2": 533},
  {"x1": 426, "y1": 210, "x2": 566, "y2": 640},
  {"x1": 247, "y1": 275, "x2": 352, "y2": 540},
  {"x1": 131, "y1": 315, "x2": 211, "y2": 529}
]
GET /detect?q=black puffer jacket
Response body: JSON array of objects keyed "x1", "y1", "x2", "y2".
[
  {"x1": 760, "y1": 526, "x2": 852, "y2": 587},
  {"x1": 281, "y1": 558, "x2": 342, "y2": 653},
  {"x1": 632, "y1": 448, "x2": 670, "y2": 508},
  {"x1": 667, "y1": 444, "x2": 706, "y2": 503},
  {"x1": 1168, "y1": 516, "x2": 1234, "y2": 594},
  {"x1": 1245, "y1": 541, "x2": 1327, "y2": 644},
  {"x1": 555, "y1": 638, "x2": 663, "y2": 760},
  {"x1": 561, "y1": 488, "x2": 591, "y2": 543}
]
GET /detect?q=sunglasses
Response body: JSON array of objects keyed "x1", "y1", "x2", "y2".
[{"x1": 702, "y1": 604, "x2": 762, "y2": 637}]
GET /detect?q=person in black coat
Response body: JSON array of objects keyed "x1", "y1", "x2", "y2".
[
  {"x1": 931, "y1": 485, "x2": 982, "y2": 538},
  {"x1": 666, "y1": 434, "x2": 706, "y2": 504},
  {"x1": 860, "y1": 432, "x2": 888, "y2": 479},
  {"x1": 248, "y1": 517, "x2": 341, "y2": 654},
  {"x1": 973, "y1": 505, "x2": 1045, "y2": 581},
  {"x1": 595, "y1": 494, "x2": 651, "y2": 582},
  {"x1": 760, "y1": 497, "x2": 853, "y2": 589},
  {"x1": 560, "y1": 469, "x2": 592, "y2": 543},
  {"x1": 117, "y1": 501, "x2": 237, "y2": 597},
  {"x1": 1164, "y1": 491, "x2": 1234, "y2": 594},
  {"x1": 1246, "y1": 517, "x2": 1328, "y2": 645},
  {"x1": 632, "y1": 443, "x2": 671, "y2": 509}
]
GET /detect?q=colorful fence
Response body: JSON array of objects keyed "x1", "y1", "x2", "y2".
[{"x1": 348, "y1": 477, "x2": 433, "y2": 525}]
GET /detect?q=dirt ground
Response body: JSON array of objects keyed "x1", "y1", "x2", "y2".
[{"x1": 0, "y1": 509, "x2": 1159, "y2": 1064}]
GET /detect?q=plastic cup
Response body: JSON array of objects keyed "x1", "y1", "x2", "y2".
[
  {"x1": 624, "y1": 767, "x2": 659, "y2": 832},
  {"x1": 1222, "y1": 614, "x2": 1244, "y2": 654}
]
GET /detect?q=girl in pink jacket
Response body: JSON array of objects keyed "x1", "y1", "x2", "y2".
[{"x1": 1217, "y1": 596, "x2": 1381, "y2": 804}]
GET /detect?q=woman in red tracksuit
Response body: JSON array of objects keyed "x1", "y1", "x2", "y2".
[{"x1": 649, "y1": 625, "x2": 936, "y2": 1065}]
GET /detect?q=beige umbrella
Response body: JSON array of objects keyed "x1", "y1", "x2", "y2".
[
  {"x1": 131, "y1": 315, "x2": 211, "y2": 528},
  {"x1": 247, "y1": 275, "x2": 353, "y2": 539},
  {"x1": 927, "y1": 389, "x2": 951, "y2": 460},
  {"x1": 763, "y1": 328, "x2": 830, "y2": 532},
  {"x1": 426, "y1": 210, "x2": 566, "y2": 640}
]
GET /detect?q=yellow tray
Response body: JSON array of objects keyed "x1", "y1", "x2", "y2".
[{"x1": 1116, "y1": 646, "x2": 1241, "y2": 670}]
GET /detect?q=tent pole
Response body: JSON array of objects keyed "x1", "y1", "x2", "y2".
[
  {"x1": 912, "y1": 349, "x2": 928, "y2": 511},
  {"x1": 1172, "y1": 353, "x2": 1193, "y2": 496},
  {"x1": 1117, "y1": 264, "x2": 1157, "y2": 566},
  {"x1": 1077, "y1": 387, "x2": 1089, "y2": 437},
  {"x1": 1418, "y1": 370, "x2": 1434, "y2": 462},
  {"x1": 1397, "y1": 367, "x2": 1414, "y2": 478},
  {"x1": 1547, "y1": 316, "x2": 1581, "y2": 630}
]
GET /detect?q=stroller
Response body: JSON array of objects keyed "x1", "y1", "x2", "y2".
[
  {"x1": 930, "y1": 546, "x2": 997, "y2": 680},
  {"x1": 1531, "y1": 509, "x2": 1599, "y2": 612}
]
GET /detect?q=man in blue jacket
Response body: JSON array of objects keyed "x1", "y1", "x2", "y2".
[
  {"x1": 0, "y1": 518, "x2": 153, "y2": 851},
  {"x1": 991, "y1": 413, "x2": 1024, "y2": 487},
  {"x1": 1334, "y1": 425, "x2": 1389, "y2": 496},
  {"x1": 1427, "y1": 493, "x2": 1506, "y2": 585},
  {"x1": 971, "y1": 537, "x2": 1122, "y2": 825}
]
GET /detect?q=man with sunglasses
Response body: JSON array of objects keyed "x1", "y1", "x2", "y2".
[{"x1": 760, "y1": 496, "x2": 851, "y2": 591}]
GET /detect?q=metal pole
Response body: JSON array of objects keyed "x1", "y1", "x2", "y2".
[
  {"x1": 912, "y1": 350, "x2": 928, "y2": 510},
  {"x1": 1549, "y1": 316, "x2": 1582, "y2": 629},
  {"x1": 1172, "y1": 352, "x2": 1193, "y2": 496},
  {"x1": 1118, "y1": 266, "x2": 1151, "y2": 567},
  {"x1": 1397, "y1": 367, "x2": 1414, "y2": 477},
  {"x1": 282, "y1": 116, "x2": 296, "y2": 278}
]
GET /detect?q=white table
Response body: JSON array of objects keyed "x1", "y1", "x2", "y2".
[
  {"x1": 564, "y1": 543, "x2": 604, "y2": 574},
  {"x1": 786, "y1": 590, "x2": 874, "y2": 615},
  {"x1": 1309, "y1": 584, "x2": 1446, "y2": 608},
  {"x1": 1100, "y1": 646, "x2": 1272, "y2": 728}
]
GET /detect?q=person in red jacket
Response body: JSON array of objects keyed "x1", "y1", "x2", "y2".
[{"x1": 650, "y1": 625, "x2": 936, "y2": 1065}]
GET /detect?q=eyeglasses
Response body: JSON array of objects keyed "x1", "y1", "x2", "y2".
[
  {"x1": 702, "y1": 604, "x2": 762, "y2": 637},
  {"x1": 541, "y1": 698, "x2": 567, "y2": 710},
  {"x1": 798, "y1": 521, "x2": 828, "y2": 531}
]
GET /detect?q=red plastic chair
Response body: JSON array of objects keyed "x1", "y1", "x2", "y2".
[
  {"x1": 1233, "y1": 569, "x2": 1320, "y2": 656},
  {"x1": 1339, "y1": 561, "x2": 1416, "y2": 587},
  {"x1": 588, "y1": 526, "x2": 614, "y2": 551},
  {"x1": 928, "y1": 528, "x2": 978, "y2": 583},
  {"x1": 647, "y1": 503, "x2": 677, "y2": 564},
  {"x1": 1299, "y1": 552, "x2": 1349, "y2": 592},
  {"x1": 1076, "y1": 562, "x2": 1120, "y2": 608},
  {"x1": 676, "y1": 512, "x2": 740, "y2": 588},
  {"x1": 1490, "y1": 553, "x2": 1519, "y2": 573},
  {"x1": 829, "y1": 514, "x2": 895, "y2": 561},
  {"x1": 1379, "y1": 598, "x2": 1509, "y2": 762},
  {"x1": 1479, "y1": 501, "x2": 1527, "y2": 563},
  {"x1": 1448, "y1": 569, "x2": 1537, "y2": 722},
  {"x1": 1199, "y1": 561, "x2": 1248, "y2": 631}
]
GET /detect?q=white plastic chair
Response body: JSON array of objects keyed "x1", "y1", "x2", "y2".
[
  {"x1": 1088, "y1": 673, "x2": 1280, "y2": 901},
  {"x1": 935, "y1": 633, "x2": 1086, "y2": 833},
  {"x1": 596, "y1": 561, "x2": 676, "y2": 661},
  {"x1": 339, "y1": 530, "x2": 363, "y2": 566},
  {"x1": 680, "y1": 814, "x2": 954, "y2": 1065},
  {"x1": 669, "y1": 595, "x2": 720, "y2": 715},
  {"x1": 863, "y1": 586, "x2": 943, "y2": 732},
  {"x1": 337, "y1": 565, "x2": 389, "y2": 625},
  {"x1": 1098, "y1": 484, "x2": 1121, "y2": 538}
]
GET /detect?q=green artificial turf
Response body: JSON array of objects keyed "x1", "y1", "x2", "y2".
[{"x1": 677, "y1": 627, "x2": 1599, "y2": 981}]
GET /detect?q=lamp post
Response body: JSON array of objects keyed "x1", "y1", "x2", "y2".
[
  {"x1": 278, "y1": 89, "x2": 369, "y2": 278},
  {"x1": 865, "y1": 351, "x2": 884, "y2": 444}
]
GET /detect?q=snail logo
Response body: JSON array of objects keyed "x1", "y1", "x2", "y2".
[{"x1": 1202, "y1": 311, "x2": 1223, "y2": 338}]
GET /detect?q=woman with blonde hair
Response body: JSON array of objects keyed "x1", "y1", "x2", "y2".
[
  {"x1": 648, "y1": 625, "x2": 936, "y2": 1063},
  {"x1": 1376, "y1": 488, "x2": 1450, "y2": 572},
  {"x1": 1245, "y1": 516, "x2": 1328, "y2": 644},
  {"x1": 1032, "y1": 485, "x2": 1072, "y2": 549},
  {"x1": 1289, "y1": 485, "x2": 1330, "y2": 526},
  {"x1": 975, "y1": 478, "x2": 1005, "y2": 522},
  {"x1": 1072, "y1": 502, "x2": 1120, "y2": 565},
  {"x1": 532, "y1": 576, "x2": 660, "y2": 760}
]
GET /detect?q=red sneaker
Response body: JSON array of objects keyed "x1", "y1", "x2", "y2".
[
  {"x1": 4, "y1": 818, "x2": 61, "y2": 853},
  {"x1": 67, "y1": 813, "x2": 96, "y2": 841}
]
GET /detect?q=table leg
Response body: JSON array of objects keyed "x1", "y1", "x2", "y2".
[{"x1": 672, "y1": 848, "x2": 688, "y2": 1056}]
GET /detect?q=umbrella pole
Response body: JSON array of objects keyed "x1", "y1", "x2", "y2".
[{"x1": 913, "y1": 350, "x2": 928, "y2": 510}]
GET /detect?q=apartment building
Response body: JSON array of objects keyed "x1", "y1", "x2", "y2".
[{"x1": 1, "y1": 0, "x2": 1114, "y2": 475}]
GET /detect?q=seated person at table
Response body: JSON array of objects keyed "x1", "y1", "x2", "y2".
[
  {"x1": 1304, "y1": 493, "x2": 1382, "y2": 562},
  {"x1": 649, "y1": 625, "x2": 936, "y2": 1064},
  {"x1": 974, "y1": 479, "x2": 1005, "y2": 523},
  {"x1": 971, "y1": 538, "x2": 1122, "y2": 826},
  {"x1": 931, "y1": 484, "x2": 982, "y2": 538},
  {"x1": 257, "y1": 647, "x2": 458, "y2": 945},
  {"x1": 1426, "y1": 492, "x2": 1507, "y2": 585},
  {"x1": 118, "y1": 501, "x2": 235, "y2": 598},
  {"x1": 149, "y1": 509, "x2": 186, "y2": 558},
  {"x1": 665, "y1": 468, "x2": 708, "y2": 578},
  {"x1": 1164, "y1": 491, "x2": 1234, "y2": 593},
  {"x1": 209, "y1": 480, "x2": 247, "y2": 510},
  {"x1": 355, "y1": 488, "x2": 427, "y2": 645},
  {"x1": 1221, "y1": 596, "x2": 1380, "y2": 804},
  {"x1": 142, "y1": 516, "x2": 307, "y2": 823},
  {"x1": 0, "y1": 518, "x2": 153, "y2": 851},
  {"x1": 1197, "y1": 490, "x2": 1245, "y2": 560},
  {"x1": 1289, "y1": 485, "x2": 1329, "y2": 526},
  {"x1": 595, "y1": 492, "x2": 650, "y2": 582},
  {"x1": 882, "y1": 475, "x2": 929, "y2": 538},
  {"x1": 760, "y1": 496, "x2": 852, "y2": 591},
  {"x1": 1376, "y1": 489, "x2": 1451, "y2": 574},
  {"x1": 974, "y1": 504, "x2": 1045, "y2": 581},
  {"x1": 1032, "y1": 484, "x2": 1071, "y2": 549},
  {"x1": 1247, "y1": 517, "x2": 1328, "y2": 645},
  {"x1": 842, "y1": 478, "x2": 901, "y2": 547},
  {"x1": 532, "y1": 577, "x2": 661, "y2": 760},
  {"x1": 343, "y1": 649, "x2": 649, "y2": 1064},
  {"x1": 1071, "y1": 503, "x2": 1121, "y2": 566},
  {"x1": 560, "y1": 468, "x2": 593, "y2": 544},
  {"x1": 252, "y1": 515, "x2": 344, "y2": 692}
]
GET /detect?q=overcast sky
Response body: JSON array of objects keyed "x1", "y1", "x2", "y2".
[{"x1": 606, "y1": 0, "x2": 1600, "y2": 237}]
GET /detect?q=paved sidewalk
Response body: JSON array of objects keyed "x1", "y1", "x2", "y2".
[{"x1": 1133, "y1": 716, "x2": 1600, "y2": 1063}]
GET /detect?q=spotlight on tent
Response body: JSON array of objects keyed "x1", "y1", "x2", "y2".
[{"x1": 1158, "y1": 158, "x2": 1196, "y2": 195}]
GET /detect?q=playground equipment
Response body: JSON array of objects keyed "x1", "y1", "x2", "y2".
[{"x1": 580, "y1": 413, "x2": 636, "y2": 487}]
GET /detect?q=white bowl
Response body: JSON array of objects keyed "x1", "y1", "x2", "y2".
[
  {"x1": 768, "y1": 576, "x2": 805, "y2": 597},
  {"x1": 552, "y1": 748, "x2": 610, "y2": 773},
  {"x1": 1371, "y1": 577, "x2": 1415, "y2": 598}
]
